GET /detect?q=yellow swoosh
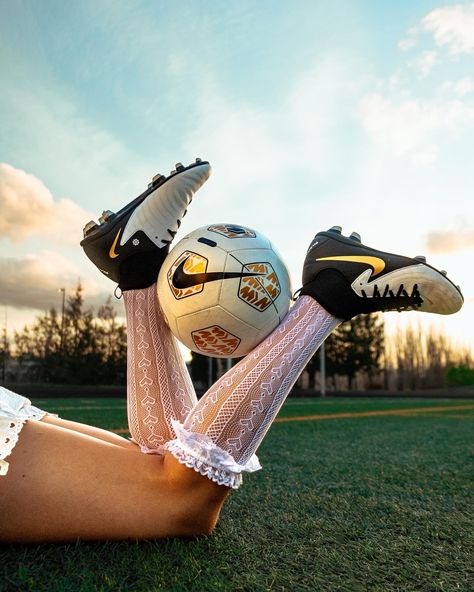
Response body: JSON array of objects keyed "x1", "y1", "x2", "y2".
[
  {"x1": 316, "y1": 255, "x2": 386, "y2": 277},
  {"x1": 109, "y1": 228, "x2": 122, "y2": 259}
]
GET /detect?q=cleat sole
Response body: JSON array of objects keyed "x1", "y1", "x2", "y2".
[{"x1": 81, "y1": 160, "x2": 209, "y2": 244}]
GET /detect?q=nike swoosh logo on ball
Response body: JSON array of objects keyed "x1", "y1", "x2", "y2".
[{"x1": 172, "y1": 257, "x2": 265, "y2": 290}]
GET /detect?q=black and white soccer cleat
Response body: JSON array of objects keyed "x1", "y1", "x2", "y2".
[
  {"x1": 299, "y1": 226, "x2": 464, "y2": 320},
  {"x1": 80, "y1": 159, "x2": 211, "y2": 290}
]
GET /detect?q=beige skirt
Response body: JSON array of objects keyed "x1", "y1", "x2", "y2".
[{"x1": 0, "y1": 386, "x2": 55, "y2": 476}]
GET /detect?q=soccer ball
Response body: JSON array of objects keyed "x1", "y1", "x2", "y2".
[{"x1": 157, "y1": 223, "x2": 292, "y2": 358}]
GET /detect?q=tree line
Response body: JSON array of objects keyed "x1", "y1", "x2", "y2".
[
  {"x1": 2, "y1": 284, "x2": 126, "y2": 385},
  {"x1": 1, "y1": 285, "x2": 472, "y2": 389}
]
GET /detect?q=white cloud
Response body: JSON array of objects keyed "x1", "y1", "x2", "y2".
[
  {"x1": 184, "y1": 55, "x2": 361, "y2": 192},
  {"x1": 0, "y1": 163, "x2": 95, "y2": 244},
  {"x1": 358, "y1": 93, "x2": 474, "y2": 160},
  {"x1": 422, "y1": 3, "x2": 474, "y2": 55},
  {"x1": 398, "y1": 37, "x2": 417, "y2": 51},
  {"x1": 0, "y1": 251, "x2": 119, "y2": 313},
  {"x1": 359, "y1": 4, "x2": 474, "y2": 163},
  {"x1": 426, "y1": 228, "x2": 474, "y2": 254},
  {"x1": 442, "y1": 76, "x2": 474, "y2": 96},
  {"x1": 453, "y1": 76, "x2": 474, "y2": 96},
  {"x1": 0, "y1": 61, "x2": 154, "y2": 216},
  {"x1": 408, "y1": 50, "x2": 437, "y2": 77},
  {"x1": 398, "y1": 26, "x2": 420, "y2": 51},
  {"x1": 412, "y1": 145, "x2": 439, "y2": 165}
]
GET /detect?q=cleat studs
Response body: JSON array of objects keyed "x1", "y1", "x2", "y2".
[
  {"x1": 441, "y1": 270, "x2": 447, "y2": 276},
  {"x1": 414, "y1": 256, "x2": 426, "y2": 263},
  {"x1": 149, "y1": 173, "x2": 165, "y2": 188},
  {"x1": 175, "y1": 162, "x2": 184, "y2": 171},
  {"x1": 350, "y1": 231, "x2": 361, "y2": 242},
  {"x1": 456, "y1": 285, "x2": 461, "y2": 292},
  {"x1": 328, "y1": 225, "x2": 342, "y2": 234},
  {"x1": 83, "y1": 220, "x2": 98, "y2": 237},
  {"x1": 195, "y1": 157, "x2": 202, "y2": 163},
  {"x1": 170, "y1": 169, "x2": 176, "y2": 175},
  {"x1": 98, "y1": 210, "x2": 114, "y2": 225}
]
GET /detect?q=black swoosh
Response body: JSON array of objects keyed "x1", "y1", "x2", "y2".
[{"x1": 172, "y1": 257, "x2": 265, "y2": 290}]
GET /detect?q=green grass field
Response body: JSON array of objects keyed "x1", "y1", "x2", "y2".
[{"x1": 1, "y1": 397, "x2": 473, "y2": 592}]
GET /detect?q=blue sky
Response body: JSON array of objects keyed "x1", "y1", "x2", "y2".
[{"x1": 1, "y1": 0, "x2": 473, "y2": 349}]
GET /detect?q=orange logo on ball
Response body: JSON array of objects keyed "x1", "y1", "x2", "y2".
[
  {"x1": 192, "y1": 326, "x2": 241, "y2": 356},
  {"x1": 239, "y1": 262, "x2": 281, "y2": 311}
]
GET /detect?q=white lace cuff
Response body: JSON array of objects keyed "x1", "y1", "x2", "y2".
[
  {"x1": 164, "y1": 419, "x2": 261, "y2": 489},
  {"x1": 129, "y1": 438, "x2": 166, "y2": 456}
]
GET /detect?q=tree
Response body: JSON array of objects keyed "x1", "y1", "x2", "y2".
[
  {"x1": 387, "y1": 323, "x2": 474, "y2": 390},
  {"x1": 331, "y1": 315, "x2": 385, "y2": 389},
  {"x1": 11, "y1": 283, "x2": 128, "y2": 385},
  {"x1": 95, "y1": 296, "x2": 127, "y2": 384},
  {"x1": 189, "y1": 351, "x2": 237, "y2": 392},
  {"x1": 0, "y1": 323, "x2": 10, "y2": 382},
  {"x1": 305, "y1": 313, "x2": 385, "y2": 391}
]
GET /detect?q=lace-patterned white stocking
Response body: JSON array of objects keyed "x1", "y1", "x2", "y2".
[
  {"x1": 124, "y1": 286, "x2": 197, "y2": 453},
  {"x1": 166, "y1": 296, "x2": 340, "y2": 487}
]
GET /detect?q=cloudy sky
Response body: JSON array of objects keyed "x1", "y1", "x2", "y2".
[{"x1": 1, "y1": 0, "x2": 473, "y2": 350}]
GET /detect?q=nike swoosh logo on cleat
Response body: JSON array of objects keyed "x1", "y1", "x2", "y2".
[
  {"x1": 316, "y1": 255, "x2": 386, "y2": 277},
  {"x1": 109, "y1": 229, "x2": 122, "y2": 259},
  {"x1": 172, "y1": 257, "x2": 265, "y2": 290},
  {"x1": 350, "y1": 265, "x2": 422, "y2": 300}
]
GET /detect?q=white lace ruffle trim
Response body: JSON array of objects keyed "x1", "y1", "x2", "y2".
[
  {"x1": 164, "y1": 419, "x2": 261, "y2": 489},
  {"x1": 132, "y1": 439, "x2": 166, "y2": 456},
  {"x1": 0, "y1": 386, "x2": 54, "y2": 476}
]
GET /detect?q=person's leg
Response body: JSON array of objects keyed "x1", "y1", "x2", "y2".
[
  {"x1": 80, "y1": 160, "x2": 210, "y2": 453},
  {"x1": 45, "y1": 290, "x2": 199, "y2": 457},
  {"x1": 0, "y1": 419, "x2": 228, "y2": 543},
  {"x1": 42, "y1": 416, "x2": 137, "y2": 450},
  {"x1": 124, "y1": 285, "x2": 197, "y2": 453},
  {"x1": 165, "y1": 227, "x2": 463, "y2": 487},
  {"x1": 166, "y1": 295, "x2": 340, "y2": 487}
]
